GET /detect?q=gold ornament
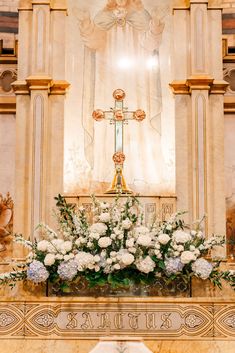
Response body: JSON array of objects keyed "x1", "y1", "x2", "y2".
[
  {"x1": 115, "y1": 110, "x2": 124, "y2": 121},
  {"x1": 113, "y1": 89, "x2": 126, "y2": 101},
  {"x1": 92, "y1": 109, "x2": 105, "y2": 121},
  {"x1": 133, "y1": 109, "x2": 146, "y2": 121},
  {"x1": 113, "y1": 152, "x2": 125, "y2": 165}
]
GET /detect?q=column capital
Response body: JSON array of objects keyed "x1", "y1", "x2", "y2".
[
  {"x1": 12, "y1": 77, "x2": 70, "y2": 95},
  {"x1": 169, "y1": 76, "x2": 228, "y2": 94},
  {"x1": 19, "y1": 0, "x2": 67, "y2": 10}
]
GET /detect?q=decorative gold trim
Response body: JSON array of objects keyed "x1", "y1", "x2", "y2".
[
  {"x1": 26, "y1": 76, "x2": 52, "y2": 91},
  {"x1": 169, "y1": 77, "x2": 228, "y2": 95},
  {"x1": 11, "y1": 80, "x2": 29, "y2": 95},
  {"x1": 0, "y1": 298, "x2": 235, "y2": 340},
  {"x1": 50, "y1": 80, "x2": 70, "y2": 95},
  {"x1": 0, "y1": 97, "x2": 16, "y2": 114},
  {"x1": 224, "y1": 96, "x2": 235, "y2": 114},
  {"x1": 169, "y1": 80, "x2": 189, "y2": 94}
]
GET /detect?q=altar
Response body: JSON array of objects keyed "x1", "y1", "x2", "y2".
[{"x1": 0, "y1": 0, "x2": 235, "y2": 352}]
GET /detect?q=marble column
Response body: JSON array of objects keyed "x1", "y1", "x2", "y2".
[
  {"x1": 12, "y1": 0, "x2": 69, "y2": 251},
  {"x1": 170, "y1": 0, "x2": 228, "y2": 257}
]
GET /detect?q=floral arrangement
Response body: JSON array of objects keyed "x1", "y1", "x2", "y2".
[{"x1": 0, "y1": 195, "x2": 234, "y2": 294}]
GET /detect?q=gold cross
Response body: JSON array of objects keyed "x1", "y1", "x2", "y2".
[{"x1": 92, "y1": 89, "x2": 146, "y2": 194}]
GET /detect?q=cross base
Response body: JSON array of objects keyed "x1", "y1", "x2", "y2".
[{"x1": 105, "y1": 165, "x2": 133, "y2": 194}]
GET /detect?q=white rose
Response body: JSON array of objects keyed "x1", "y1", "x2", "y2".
[
  {"x1": 63, "y1": 241, "x2": 73, "y2": 253},
  {"x1": 121, "y1": 253, "x2": 135, "y2": 266},
  {"x1": 126, "y1": 238, "x2": 135, "y2": 248},
  {"x1": 99, "y1": 212, "x2": 110, "y2": 223},
  {"x1": 122, "y1": 219, "x2": 132, "y2": 230},
  {"x1": 37, "y1": 240, "x2": 50, "y2": 252},
  {"x1": 90, "y1": 223, "x2": 107, "y2": 235},
  {"x1": 136, "y1": 256, "x2": 155, "y2": 274},
  {"x1": 137, "y1": 235, "x2": 152, "y2": 247},
  {"x1": 98, "y1": 237, "x2": 112, "y2": 248},
  {"x1": 110, "y1": 251, "x2": 117, "y2": 257},
  {"x1": 106, "y1": 258, "x2": 112, "y2": 264},
  {"x1": 172, "y1": 230, "x2": 191, "y2": 244},
  {"x1": 94, "y1": 255, "x2": 100, "y2": 262},
  {"x1": 44, "y1": 253, "x2": 55, "y2": 266},
  {"x1": 135, "y1": 226, "x2": 149, "y2": 236},
  {"x1": 177, "y1": 245, "x2": 184, "y2": 252},
  {"x1": 158, "y1": 233, "x2": 170, "y2": 245},
  {"x1": 180, "y1": 251, "x2": 196, "y2": 264},
  {"x1": 113, "y1": 263, "x2": 121, "y2": 270}
]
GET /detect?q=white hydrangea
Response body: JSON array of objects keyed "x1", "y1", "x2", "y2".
[
  {"x1": 98, "y1": 237, "x2": 112, "y2": 248},
  {"x1": 122, "y1": 219, "x2": 132, "y2": 230},
  {"x1": 172, "y1": 230, "x2": 191, "y2": 244},
  {"x1": 118, "y1": 250, "x2": 135, "y2": 266},
  {"x1": 37, "y1": 240, "x2": 50, "y2": 252},
  {"x1": 192, "y1": 258, "x2": 213, "y2": 279},
  {"x1": 99, "y1": 212, "x2": 110, "y2": 223},
  {"x1": 75, "y1": 251, "x2": 95, "y2": 271},
  {"x1": 180, "y1": 251, "x2": 196, "y2": 264},
  {"x1": 158, "y1": 233, "x2": 170, "y2": 245},
  {"x1": 137, "y1": 234, "x2": 152, "y2": 247},
  {"x1": 136, "y1": 256, "x2": 155, "y2": 273},
  {"x1": 44, "y1": 253, "x2": 55, "y2": 266},
  {"x1": 90, "y1": 222, "x2": 107, "y2": 235}
]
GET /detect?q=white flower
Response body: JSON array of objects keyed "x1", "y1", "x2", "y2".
[
  {"x1": 99, "y1": 212, "x2": 110, "y2": 223},
  {"x1": 63, "y1": 241, "x2": 72, "y2": 253},
  {"x1": 110, "y1": 233, "x2": 116, "y2": 240},
  {"x1": 155, "y1": 242, "x2": 160, "y2": 249},
  {"x1": 192, "y1": 258, "x2": 213, "y2": 279},
  {"x1": 75, "y1": 251, "x2": 95, "y2": 271},
  {"x1": 137, "y1": 235, "x2": 152, "y2": 247},
  {"x1": 110, "y1": 251, "x2": 117, "y2": 257},
  {"x1": 98, "y1": 237, "x2": 112, "y2": 248},
  {"x1": 90, "y1": 232, "x2": 100, "y2": 240},
  {"x1": 180, "y1": 251, "x2": 196, "y2": 264},
  {"x1": 120, "y1": 252, "x2": 135, "y2": 266},
  {"x1": 136, "y1": 256, "x2": 155, "y2": 274},
  {"x1": 44, "y1": 253, "x2": 55, "y2": 266},
  {"x1": 172, "y1": 230, "x2": 191, "y2": 244},
  {"x1": 158, "y1": 233, "x2": 170, "y2": 245},
  {"x1": 37, "y1": 240, "x2": 50, "y2": 252},
  {"x1": 113, "y1": 263, "x2": 121, "y2": 270},
  {"x1": 166, "y1": 224, "x2": 172, "y2": 231},
  {"x1": 100, "y1": 202, "x2": 109, "y2": 210},
  {"x1": 126, "y1": 238, "x2": 135, "y2": 248},
  {"x1": 177, "y1": 245, "x2": 184, "y2": 252},
  {"x1": 106, "y1": 258, "x2": 113, "y2": 264},
  {"x1": 90, "y1": 223, "x2": 107, "y2": 235},
  {"x1": 129, "y1": 247, "x2": 137, "y2": 254},
  {"x1": 135, "y1": 226, "x2": 149, "y2": 236},
  {"x1": 94, "y1": 255, "x2": 100, "y2": 262},
  {"x1": 118, "y1": 233, "x2": 124, "y2": 240},
  {"x1": 55, "y1": 254, "x2": 63, "y2": 260},
  {"x1": 122, "y1": 219, "x2": 132, "y2": 230}
]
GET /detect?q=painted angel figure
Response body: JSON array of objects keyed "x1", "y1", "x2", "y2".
[{"x1": 75, "y1": 0, "x2": 168, "y2": 193}]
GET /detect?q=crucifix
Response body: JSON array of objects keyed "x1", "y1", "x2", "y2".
[{"x1": 92, "y1": 89, "x2": 146, "y2": 194}]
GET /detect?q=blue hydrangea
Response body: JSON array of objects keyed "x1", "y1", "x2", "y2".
[
  {"x1": 27, "y1": 260, "x2": 49, "y2": 283},
  {"x1": 57, "y1": 259, "x2": 78, "y2": 281},
  {"x1": 165, "y1": 257, "x2": 184, "y2": 274}
]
